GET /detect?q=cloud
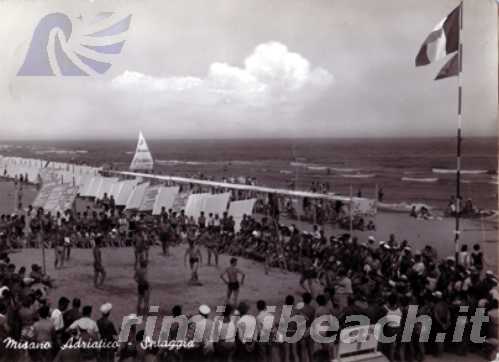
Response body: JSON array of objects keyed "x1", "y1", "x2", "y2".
[{"x1": 112, "y1": 41, "x2": 333, "y2": 108}]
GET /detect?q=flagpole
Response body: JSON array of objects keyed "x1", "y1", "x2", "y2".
[
  {"x1": 454, "y1": 1, "x2": 463, "y2": 263},
  {"x1": 349, "y1": 185, "x2": 353, "y2": 236}
]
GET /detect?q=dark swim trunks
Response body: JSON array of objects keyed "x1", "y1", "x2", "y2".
[
  {"x1": 228, "y1": 281, "x2": 239, "y2": 291},
  {"x1": 189, "y1": 257, "x2": 199, "y2": 266},
  {"x1": 303, "y1": 268, "x2": 317, "y2": 279},
  {"x1": 138, "y1": 281, "x2": 149, "y2": 296}
]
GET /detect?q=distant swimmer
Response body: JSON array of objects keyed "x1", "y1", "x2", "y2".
[
  {"x1": 220, "y1": 257, "x2": 245, "y2": 306},
  {"x1": 184, "y1": 238, "x2": 203, "y2": 285}
]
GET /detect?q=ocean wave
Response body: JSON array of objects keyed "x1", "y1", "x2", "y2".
[
  {"x1": 290, "y1": 161, "x2": 310, "y2": 167},
  {"x1": 379, "y1": 202, "x2": 433, "y2": 212},
  {"x1": 401, "y1": 177, "x2": 438, "y2": 183},
  {"x1": 156, "y1": 159, "x2": 255, "y2": 166},
  {"x1": 342, "y1": 173, "x2": 375, "y2": 179},
  {"x1": 156, "y1": 160, "x2": 204, "y2": 166},
  {"x1": 432, "y1": 168, "x2": 489, "y2": 175},
  {"x1": 290, "y1": 162, "x2": 359, "y2": 173},
  {"x1": 35, "y1": 149, "x2": 88, "y2": 155},
  {"x1": 330, "y1": 167, "x2": 359, "y2": 173},
  {"x1": 307, "y1": 166, "x2": 327, "y2": 171}
]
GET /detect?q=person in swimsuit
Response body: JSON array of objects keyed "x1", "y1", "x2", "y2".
[
  {"x1": 135, "y1": 259, "x2": 150, "y2": 315},
  {"x1": 54, "y1": 230, "x2": 65, "y2": 269},
  {"x1": 133, "y1": 231, "x2": 147, "y2": 270},
  {"x1": 184, "y1": 238, "x2": 203, "y2": 285},
  {"x1": 220, "y1": 258, "x2": 245, "y2": 306},
  {"x1": 299, "y1": 256, "x2": 318, "y2": 296},
  {"x1": 205, "y1": 230, "x2": 219, "y2": 267},
  {"x1": 93, "y1": 236, "x2": 106, "y2": 288}
]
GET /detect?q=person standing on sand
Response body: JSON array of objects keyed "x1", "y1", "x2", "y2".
[
  {"x1": 159, "y1": 222, "x2": 170, "y2": 256},
  {"x1": 133, "y1": 230, "x2": 146, "y2": 269},
  {"x1": 135, "y1": 259, "x2": 150, "y2": 315},
  {"x1": 54, "y1": 231, "x2": 65, "y2": 269},
  {"x1": 299, "y1": 256, "x2": 318, "y2": 296},
  {"x1": 205, "y1": 230, "x2": 219, "y2": 267},
  {"x1": 220, "y1": 257, "x2": 245, "y2": 306},
  {"x1": 93, "y1": 236, "x2": 106, "y2": 288},
  {"x1": 184, "y1": 238, "x2": 203, "y2": 285}
]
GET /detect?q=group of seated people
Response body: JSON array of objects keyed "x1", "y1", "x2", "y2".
[{"x1": 446, "y1": 196, "x2": 481, "y2": 218}]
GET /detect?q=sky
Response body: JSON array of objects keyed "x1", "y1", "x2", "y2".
[{"x1": 0, "y1": 0, "x2": 497, "y2": 139}]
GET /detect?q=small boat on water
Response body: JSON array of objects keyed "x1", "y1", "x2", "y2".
[{"x1": 129, "y1": 131, "x2": 154, "y2": 172}]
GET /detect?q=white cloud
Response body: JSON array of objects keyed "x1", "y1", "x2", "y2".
[{"x1": 112, "y1": 41, "x2": 333, "y2": 108}]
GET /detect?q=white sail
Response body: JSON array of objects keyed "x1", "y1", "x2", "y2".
[{"x1": 130, "y1": 131, "x2": 154, "y2": 171}]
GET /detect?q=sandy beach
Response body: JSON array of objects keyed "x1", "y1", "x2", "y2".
[{"x1": 5, "y1": 246, "x2": 490, "y2": 362}]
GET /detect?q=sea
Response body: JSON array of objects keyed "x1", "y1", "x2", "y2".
[{"x1": 0, "y1": 137, "x2": 497, "y2": 211}]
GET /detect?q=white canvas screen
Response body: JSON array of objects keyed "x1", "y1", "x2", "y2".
[
  {"x1": 126, "y1": 182, "x2": 150, "y2": 210},
  {"x1": 152, "y1": 186, "x2": 179, "y2": 215},
  {"x1": 116, "y1": 179, "x2": 139, "y2": 206},
  {"x1": 228, "y1": 198, "x2": 256, "y2": 232}
]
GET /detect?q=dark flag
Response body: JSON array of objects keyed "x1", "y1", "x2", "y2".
[
  {"x1": 415, "y1": 4, "x2": 461, "y2": 66},
  {"x1": 434, "y1": 53, "x2": 459, "y2": 80}
]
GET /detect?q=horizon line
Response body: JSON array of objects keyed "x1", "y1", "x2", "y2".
[{"x1": 0, "y1": 135, "x2": 497, "y2": 142}]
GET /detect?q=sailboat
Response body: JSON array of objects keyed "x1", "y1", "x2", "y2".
[{"x1": 129, "y1": 131, "x2": 154, "y2": 172}]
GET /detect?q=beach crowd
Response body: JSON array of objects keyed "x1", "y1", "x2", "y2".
[{"x1": 0, "y1": 194, "x2": 497, "y2": 362}]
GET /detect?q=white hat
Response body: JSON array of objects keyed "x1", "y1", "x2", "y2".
[
  {"x1": 100, "y1": 303, "x2": 112, "y2": 314},
  {"x1": 296, "y1": 302, "x2": 305, "y2": 310},
  {"x1": 432, "y1": 291, "x2": 443, "y2": 298},
  {"x1": 486, "y1": 270, "x2": 495, "y2": 277},
  {"x1": 368, "y1": 236, "x2": 375, "y2": 242},
  {"x1": 478, "y1": 298, "x2": 488, "y2": 308},
  {"x1": 199, "y1": 304, "x2": 211, "y2": 316},
  {"x1": 23, "y1": 277, "x2": 35, "y2": 285},
  {"x1": 123, "y1": 313, "x2": 139, "y2": 324}
]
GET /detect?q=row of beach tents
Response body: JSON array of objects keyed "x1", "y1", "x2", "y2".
[{"x1": 1, "y1": 155, "x2": 256, "y2": 230}]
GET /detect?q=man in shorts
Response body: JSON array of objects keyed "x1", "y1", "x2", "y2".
[
  {"x1": 205, "y1": 230, "x2": 219, "y2": 267},
  {"x1": 220, "y1": 258, "x2": 245, "y2": 306},
  {"x1": 184, "y1": 238, "x2": 203, "y2": 285},
  {"x1": 299, "y1": 256, "x2": 318, "y2": 296},
  {"x1": 93, "y1": 236, "x2": 106, "y2": 288},
  {"x1": 135, "y1": 259, "x2": 150, "y2": 315}
]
